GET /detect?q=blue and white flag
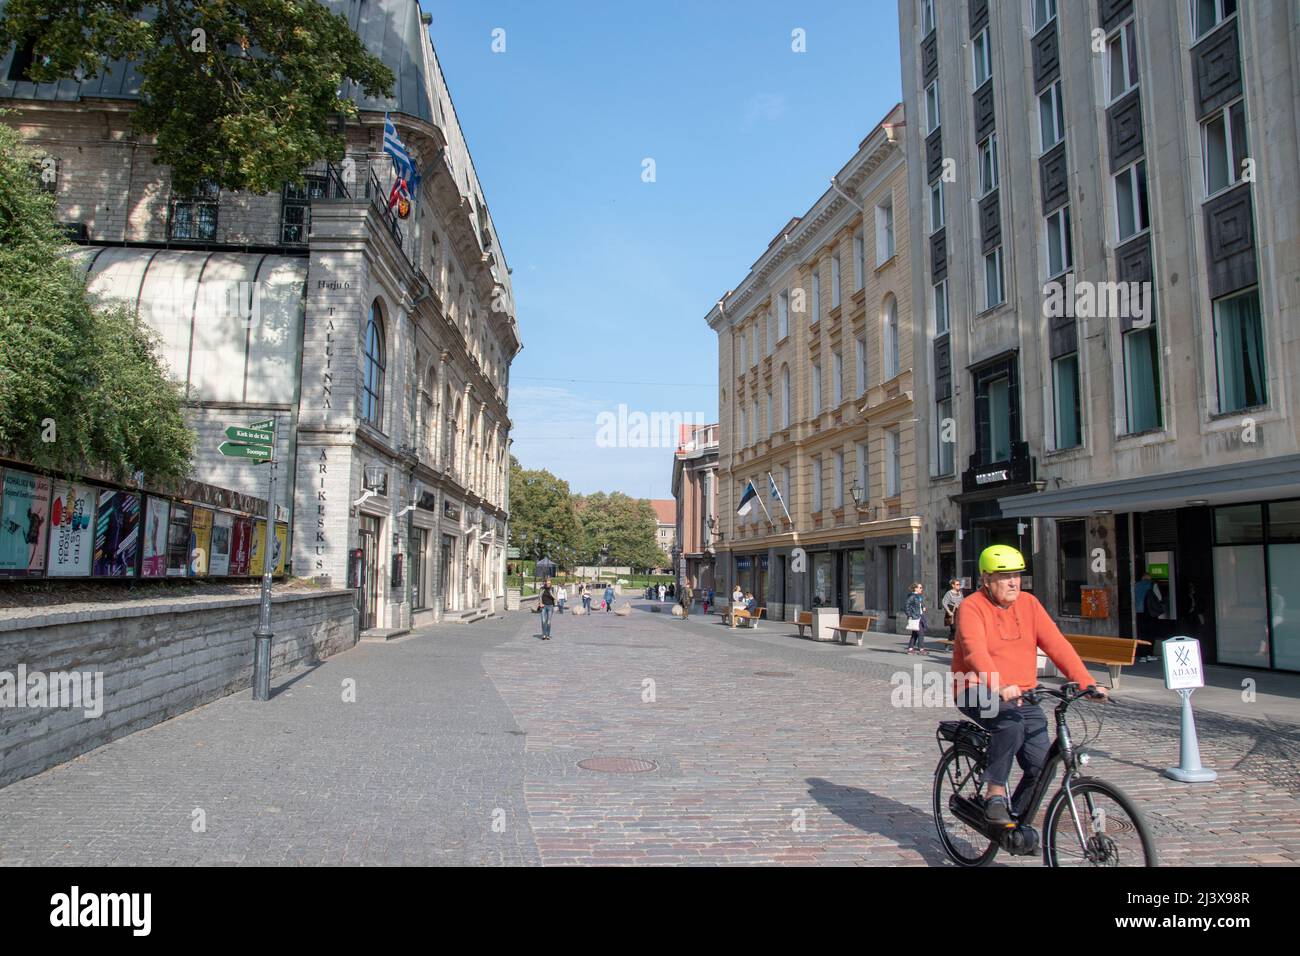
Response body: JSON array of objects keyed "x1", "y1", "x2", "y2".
[
  {"x1": 383, "y1": 113, "x2": 422, "y2": 192},
  {"x1": 768, "y1": 472, "x2": 792, "y2": 523},
  {"x1": 736, "y1": 480, "x2": 758, "y2": 517}
]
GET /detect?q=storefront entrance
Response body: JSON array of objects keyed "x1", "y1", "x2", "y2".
[
  {"x1": 358, "y1": 516, "x2": 381, "y2": 629},
  {"x1": 440, "y1": 534, "x2": 455, "y2": 612}
]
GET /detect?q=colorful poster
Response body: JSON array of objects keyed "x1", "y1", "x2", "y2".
[
  {"x1": 46, "y1": 481, "x2": 98, "y2": 577},
  {"x1": 92, "y1": 489, "x2": 141, "y2": 577},
  {"x1": 0, "y1": 469, "x2": 51, "y2": 576},
  {"x1": 141, "y1": 496, "x2": 170, "y2": 577},
  {"x1": 190, "y1": 508, "x2": 213, "y2": 576},
  {"x1": 166, "y1": 504, "x2": 192, "y2": 576},
  {"x1": 229, "y1": 516, "x2": 253, "y2": 575},
  {"x1": 250, "y1": 521, "x2": 289, "y2": 576},
  {"x1": 208, "y1": 512, "x2": 233, "y2": 576}
]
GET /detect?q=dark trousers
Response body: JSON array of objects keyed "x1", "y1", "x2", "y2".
[
  {"x1": 957, "y1": 692, "x2": 1050, "y2": 817},
  {"x1": 907, "y1": 615, "x2": 927, "y2": 649}
]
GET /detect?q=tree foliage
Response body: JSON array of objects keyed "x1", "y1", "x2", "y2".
[
  {"x1": 0, "y1": 0, "x2": 394, "y2": 195},
  {"x1": 0, "y1": 120, "x2": 195, "y2": 486},
  {"x1": 508, "y1": 456, "x2": 582, "y2": 567},
  {"x1": 575, "y1": 492, "x2": 669, "y2": 571}
]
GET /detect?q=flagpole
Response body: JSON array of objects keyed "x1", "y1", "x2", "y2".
[
  {"x1": 767, "y1": 472, "x2": 792, "y2": 523},
  {"x1": 754, "y1": 479, "x2": 774, "y2": 526}
]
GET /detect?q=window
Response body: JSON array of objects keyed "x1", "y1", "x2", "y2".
[
  {"x1": 738, "y1": 331, "x2": 746, "y2": 371},
  {"x1": 929, "y1": 181, "x2": 945, "y2": 234},
  {"x1": 811, "y1": 270, "x2": 821, "y2": 324},
  {"x1": 739, "y1": 406, "x2": 747, "y2": 448},
  {"x1": 921, "y1": 0, "x2": 935, "y2": 35},
  {"x1": 781, "y1": 365, "x2": 791, "y2": 427},
  {"x1": 751, "y1": 321, "x2": 759, "y2": 366},
  {"x1": 834, "y1": 451, "x2": 845, "y2": 508},
  {"x1": 983, "y1": 247, "x2": 1004, "y2": 310},
  {"x1": 1114, "y1": 160, "x2": 1150, "y2": 241},
  {"x1": 1202, "y1": 100, "x2": 1248, "y2": 197},
  {"x1": 1045, "y1": 205, "x2": 1073, "y2": 277},
  {"x1": 972, "y1": 28, "x2": 991, "y2": 87},
  {"x1": 778, "y1": 289, "x2": 789, "y2": 339},
  {"x1": 925, "y1": 80, "x2": 941, "y2": 133},
  {"x1": 766, "y1": 307, "x2": 775, "y2": 355},
  {"x1": 1053, "y1": 353, "x2": 1082, "y2": 448},
  {"x1": 1033, "y1": 0, "x2": 1057, "y2": 31},
  {"x1": 281, "y1": 176, "x2": 326, "y2": 243},
  {"x1": 1037, "y1": 81, "x2": 1065, "y2": 153},
  {"x1": 1193, "y1": 0, "x2": 1237, "y2": 39},
  {"x1": 169, "y1": 179, "x2": 219, "y2": 240},
  {"x1": 987, "y1": 376, "x2": 1011, "y2": 463},
  {"x1": 812, "y1": 363, "x2": 823, "y2": 416},
  {"x1": 1058, "y1": 519, "x2": 1087, "y2": 617},
  {"x1": 831, "y1": 254, "x2": 842, "y2": 308},
  {"x1": 936, "y1": 398, "x2": 955, "y2": 475},
  {"x1": 855, "y1": 335, "x2": 867, "y2": 396},
  {"x1": 978, "y1": 134, "x2": 999, "y2": 196},
  {"x1": 812, "y1": 457, "x2": 823, "y2": 513},
  {"x1": 934, "y1": 279, "x2": 950, "y2": 335},
  {"x1": 1106, "y1": 20, "x2": 1138, "y2": 103},
  {"x1": 362, "y1": 301, "x2": 386, "y2": 428},
  {"x1": 752, "y1": 400, "x2": 759, "y2": 445},
  {"x1": 883, "y1": 295, "x2": 899, "y2": 379},
  {"x1": 856, "y1": 441, "x2": 869, "y2": 502},
  {"x1": 853, "y1": 232, "x2": 865, "y2": 290},
  {"x1": 782, "y1": 464, "x2": 792, "y2": 512},
  {"x1": 1214, "y1": 289, "x2": 1266, "y2": 412},
  {"x1": 1123, "y1": 327, "x2": 1163, "y2": 433},
  {"x1": 766, "y1": 389, "x2": 774, "y2": 438},
  {"x1": 876, "y1": 200, "x2": 896, "y2": 263},
  {"x1": 886, "y1": 430, "x2": 901, "y2": 497},
  {"x1": 833, "y1": 350, "x2": 843, "y2": 405}
]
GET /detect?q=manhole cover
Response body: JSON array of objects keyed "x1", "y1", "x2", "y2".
[
  {"x1": 754, "y1": 671, "x2": 795, "y2": 677},
  {"x1": 577, "y1": 757, "x2": 658, "y2": 774}
]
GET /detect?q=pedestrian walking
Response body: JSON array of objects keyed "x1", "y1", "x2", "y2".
[
  {"x1": 1135, "y1": 572, "x2": 1165, "y2": 662},
  {"x1": 705, "y1": 587, "x2": 714, "y2": 613},
  {"x1": 905, "y1": 582, "x2": 928, "y2": 655},
  {"x1": 679, "y1": 577, "x2": 693, "y2": 619},
  {"x1": 658, "y1": 583, "x2": 666, "y2": 602},
  {"x1": 603, "y1": 583, "x2": 615, "y2": 612},
  {"x1": 941, "y1": 579, "x2": 964, "y2": 643},
  {"x1": 581, "y1": 583, "x2": 592, "y2": 613},
  {"x1": 539, "y1": 580, "x2": 556, "y2": 640},
  {"x1": 555, "y1": 582, "x2": 567, "y2": 614}
]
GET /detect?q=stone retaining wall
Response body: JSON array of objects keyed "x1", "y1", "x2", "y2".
[{"x1": 0, "y1": 589, "x2": 356, "y2": 788}]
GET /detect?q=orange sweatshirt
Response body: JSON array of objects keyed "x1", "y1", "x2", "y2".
[{"x1": 951, "y1": 588, "x2": 1095, "y2": 692}]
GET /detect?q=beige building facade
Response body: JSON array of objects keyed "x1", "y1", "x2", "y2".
[
  {"x1": 706, "y1": 105, "x2": 924, "y2": 624},
  {"x1": 671, "y1": 423, "x2": 720, "y2": 593}
]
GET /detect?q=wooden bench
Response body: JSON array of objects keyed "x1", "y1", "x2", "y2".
[
  {"x1": 727, "y1": 606, "x2": 766, "y2": 628},
  {"x1": 1062, "y1": 634, "x2": 1151, "y2": 689},
  {"x1": 794, "y1": 611, "x2": 813, "y2": 638},
  {"x1": 827, "y1": 614, "x2": 878, "y2": 646}
]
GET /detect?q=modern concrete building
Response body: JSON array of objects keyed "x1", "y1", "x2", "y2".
[
  {"x1": 1, "y1": 0, "x2": 521, "y2": 629},
  {"x1": 705, "y1": 105, "x2": 923, "y2": 625},
  {"x1": 670, "y1": 423, "x2": 720, "y2": 593},
  {"x1": 899, "y1": 0, "x2": 1299, "y2": 670}
]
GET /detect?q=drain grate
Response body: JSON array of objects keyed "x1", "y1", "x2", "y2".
[
  {"x1": 577, "y1": 757, "x2": 658, "y2": 774},
  {"x1": 753, "y1": 671, "x2": 795, "y2": 677}
]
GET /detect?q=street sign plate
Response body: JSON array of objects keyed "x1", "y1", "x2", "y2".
[
  {"x1": 219, "y1": 441, "x2": 272, "y2": 460},
  {"x1": 226, "y1": 426, "x2": 274, "y2": 444},
  {"x1": 248, "y1": 418, "x2": 275, "y2": 431}
]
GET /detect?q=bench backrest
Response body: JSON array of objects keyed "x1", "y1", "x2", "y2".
[
  {"x1": 1063, "y1": 634, "x2": 1143, "y2": 664},
  {"x1": 838, "y1": 614, "x2": 875, "y2": 630},
  {"x1": 796, "y1": 611, "x2": 812, "y2": 625}
]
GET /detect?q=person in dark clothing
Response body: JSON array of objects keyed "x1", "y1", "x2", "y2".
[{"x1": 539, "y1": 580, "x2": 556, "y2": 639}]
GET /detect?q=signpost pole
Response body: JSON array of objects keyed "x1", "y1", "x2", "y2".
[
  {"x1": 251, "y1": 419, "x2": 276, "y2": 702},
  {"x1": 1161, "y1": 635, "x2": 1217, "y2": 782}
]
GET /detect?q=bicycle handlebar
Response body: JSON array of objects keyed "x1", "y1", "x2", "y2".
[{"x1": 1013, "y1": 682, "x2": 1104, "y2": 706}]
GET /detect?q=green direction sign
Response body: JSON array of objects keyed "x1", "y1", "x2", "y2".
[
  {"x1": 226, "y1": 426, "x2": 274, "y2": 444},
  {"x1": 219, "y1": 441, "x2": 272, "y2": 460},
  {"x1": 248, "y1": 418, "x2": 275, "y2": 431}
]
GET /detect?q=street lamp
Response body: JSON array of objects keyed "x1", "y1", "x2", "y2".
[{"x1": 849, "y1": 478, "x2": 865, "y2": 508}]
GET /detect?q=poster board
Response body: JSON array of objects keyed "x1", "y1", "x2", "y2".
[
  {"x1": 46, "y1": 481, "x2": 98, "y2": 577},
  {"x1": 249, "y1": 521, "x2": 288, "y2": 576},
  {"x1": 229, "y1": 516, "x2": 253, "y2": 575},
  {"x1": 0, "y1": 469, "x2": 51, "y2": 576},
  {"x1": 189, "y1": 508, "x2": 213, "y2": 576},
  {"x1": 1163, "y1": 636, "x2": 1205, "y2": 690},
  {"x1": 141, "y1": 496, "x2": 170, "y2": 577},
  {"x1": 165, "y1": 503, "x2": 192, "y2": 577},
  {"x1": 208, "y1": 511, "x2": 233, "y2": 576},
  {"x1": 93, "y1": 489, "x2": 141, "y2": 577}
]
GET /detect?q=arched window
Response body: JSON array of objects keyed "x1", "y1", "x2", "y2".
[
  {"x1": 362, "y1": 301, "x2": 386, "y2": 428},
  {"x1": 781, "y1": 365, "x2": 791, "y2": 428},
  {"x1": 882, "y1": 294, "x2": 899, "y2": 379}
]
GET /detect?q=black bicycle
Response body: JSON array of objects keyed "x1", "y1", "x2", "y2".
[{"x1": 932, "y1": 682, "x2": 1157, "y2": 867}]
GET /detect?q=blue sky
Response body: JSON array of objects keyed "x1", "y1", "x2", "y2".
[{"x1": 425, "y1": 1, "x2": 903, "y2": 498}]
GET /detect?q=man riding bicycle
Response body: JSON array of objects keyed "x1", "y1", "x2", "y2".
[{"x1": 951, "y1": 545, "x2": 1107, "y2": 827}]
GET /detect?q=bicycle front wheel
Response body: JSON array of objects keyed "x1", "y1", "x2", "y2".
[{"x1": 1042, "y1": 779, "x2": 1157, "y2": 867}]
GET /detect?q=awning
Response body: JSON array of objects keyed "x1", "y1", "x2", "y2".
[{"x1": 999, "y1": 454, "x2": 1300, "y2": 518}]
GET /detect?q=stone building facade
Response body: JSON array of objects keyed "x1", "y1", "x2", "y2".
[
  {"x1": 1, "y1": 0, "x2": 521, "y2": 628},
  {"x1": 671, "y1": 423, "x2": 719, "y2": 594},
  {"x1": 899, "y1": 0, "x2": 1300, "y2": 670},
  {"x1": 705, "y1": 105, "x2": 922, "y2": 624}
]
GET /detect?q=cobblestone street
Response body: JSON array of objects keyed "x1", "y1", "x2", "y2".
[{"x1": 2, "y1": 603, "x2": 1297, "y2": 866}]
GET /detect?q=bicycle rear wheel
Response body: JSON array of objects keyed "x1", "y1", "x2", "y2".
[
  {"x1": 1042, "y1": 779, "x2": 1157, "y2": 867},
  {"x1": 933, "y1": 747, "x2": 999, "y2": 867}
]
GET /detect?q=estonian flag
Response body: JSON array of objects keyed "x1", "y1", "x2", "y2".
[{"x1": 736, "y1": 479, "x2": 758, "y2": 517}]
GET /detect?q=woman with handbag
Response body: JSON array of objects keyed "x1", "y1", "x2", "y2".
[
  {"x1": 905, "y1": 583, "x2": 927, "y2": 655},
  {"x1": 941, "y1": 579, "x2": 964, "y2": 643}
]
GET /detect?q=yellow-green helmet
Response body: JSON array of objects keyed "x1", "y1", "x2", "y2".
[{"x1": 979, "y1": 544, "x2": 1025, "y2": 574}]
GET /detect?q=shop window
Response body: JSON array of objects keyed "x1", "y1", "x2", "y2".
[{"x1": 1057, "y1": 519, "x2": 1086, "y2": 616}]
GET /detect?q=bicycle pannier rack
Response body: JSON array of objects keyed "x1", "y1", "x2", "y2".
[{"x1": 937, "y1": 719, "x2": 990, "y2": 754}]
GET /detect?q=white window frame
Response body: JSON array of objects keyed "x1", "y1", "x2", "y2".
[
  {"x1": 978, "y1": 133, "x2": 999, "y2": 197},
  {"x1": 833, "y1": 451, "x2": 845, "y2": 509},
  {"x1": 983, "y1": 246, "x2": 1005, "y2": 310},
  {"x1": 1114, "y1": 160, "x2": 1149, "y2": 243},
  {"x1": 855, "y1": 334, "x2": 867, "y2": 396},
  {"x1": 778, "y1": 289, "x2": 789, "y2": 339},
  {"x1": 921, "y1": 0, "x2": 935, "y2": 35},
  {"x1": 1037, "y1": 81, "x2": 1065, "y2": 154},
  {"x1": 856, "y1": 441, "x2": 869, "y2": 502},
  {"x1": 831, "y1": 254, "x2": 842, "y2": 308},
  {"x1": 1033, "y1": 0, "x2": 1057, "y2": 32},
  {"x1": 883, "y1": 296, "x2": 899, "y2": 379},
  {"x1": 925, "y1": 80, "x2": 941, "y2": 134},
  {"x1": 876, "y1": 199, "x2": 896, "y2": 264},
  {"x1": 1045, "y1": 205, "x2": 1073, "y2": 279},
  {"x1": 929, "y1": 181, "x2": 945, "y2": 234},
  {"x1": 812, "y1": 362, "x2": 823, "y2": 416},
  {"x1": 1106, "y1": 20, "x2": 1138, "y2": 104},
  {"x1": 886, "y1": 429, "x2": 901, "y2": 498},
  {"x1": 972, "y1": 28, "x2": 991, "y2": 88},
  {"x1": 812, "y1": 457, "x2": 823, "y2": 513},
  {"x1": 1192, "y1": 0, "x2": 1237, "y2": 40},
  {"x1": 934, "y1": 279, "x2": 949, "y2": 335},
  {"x1": 1200, "y1": 99, "x2": 1248, "y2": 199}
]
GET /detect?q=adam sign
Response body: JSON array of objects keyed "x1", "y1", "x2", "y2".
[{"x1": 1162, "y1": 636, "x2": 1205, "y2": 691}]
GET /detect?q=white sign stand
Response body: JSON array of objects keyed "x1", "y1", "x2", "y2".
[{"x1": 1161, "y1": 636, "x2": 1217, "y2": 783}]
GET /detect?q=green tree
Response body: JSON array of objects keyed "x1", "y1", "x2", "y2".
[
  {"x1": 0, "y1": 121, "x2": 194, "y2": 486},
  {"x1": 508, "y1": 456, "x2": 581, "y2": 566},
  {"x1": 576, "y1": 492, "x2": 666, "y2": 571},
  {"x1": 0, "y1": 0, "x2": 394, "y2": 195}
]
